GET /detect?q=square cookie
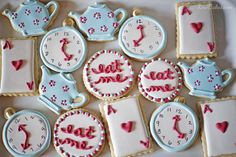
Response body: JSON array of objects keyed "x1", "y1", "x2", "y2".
[
  {"x1": 199, "y1": 97, "x2": 236, "y2": 157},
  {"x1": 176, "y1": 1, "x2": 216, "y2": 59},
  {"x1": 100, "y1": 95, "x2": 153, "y2": 157},
  {"x1": 0, "y1": 38, "x2": 38, "y2": 96}
]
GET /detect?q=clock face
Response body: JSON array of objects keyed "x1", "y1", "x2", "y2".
[
  {"x1": 40, "y1": 26, "x2": 87, "y2": 72},
  {"x1": 150, "y1": 102, "x2": 199, "y2": 152},
  {"x1": 119, "y1": 15, "x2": 166, "y2": 60},
  {"x1": 4, "y1": 111, "x2": 50, "y2": 156}
]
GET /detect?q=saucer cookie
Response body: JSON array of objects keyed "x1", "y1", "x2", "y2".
[
  {"x1": 0, "y1": 38, "x2": 38, "y2": 96},
  {"x1": 53, "y1": 109, "x2": 105, "y2": 157},
  {"x1": 83, "y1": 50, "x2": 134, "y2": 100},
  {"x1": 150, "y1": 99, "x2": 199, "y2": 152},
  {"x1": 198, "y1": 97, "x2": 236, "y2": 157},
  {"x1": 138, "y1": 58, "x2": 182, "y2": 103},
  {"x1": 176, "y1": 1, "x2": 216, "y2": 59},
  {"x1": 2, "y1": 107, "x2": 51, "y2": 157},
  {"x1": 99, "y1": 95, "x2": 153, "y2": 157}
]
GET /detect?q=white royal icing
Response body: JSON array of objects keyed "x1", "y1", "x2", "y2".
[
  {"x1": 0, "y1": 39, "x2": 35, "y2": 94},
  {"x1": 200, "y1": 98, "x2": 236, "y2": 157},
  {"x1": 101, "y1": 96, "x2": 151, "y2": 157}
]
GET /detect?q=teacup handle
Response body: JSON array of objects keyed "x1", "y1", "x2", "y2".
[
  {"x1": 114, "y1": 8, "x2": 127, "y2": 27},
  {"x1": 45, "y1": 1, "x2": 59, "y2": 21},
  {"x1": 221, "y1": 69, "x2": 234, "y2": 88},
  {"x1": 72, "y1": 93, "x2": 88, "y2": 107}
]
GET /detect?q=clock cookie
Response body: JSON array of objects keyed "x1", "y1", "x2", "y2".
[
  {"x1": 40, "y1": 18, "x2": 87, "y2": 73},
  {"x1": 53, "y1": 109, "x2": 105, "y2": 157},
  {"x1": 138, "y1": 58, "x2": 182, "y2": 103},
  {"x1": 119, "y1": 9, "x2": 167, "y2": 61},
  {"x1": 83, "y1": 50, "x2": 134, "y2": 100},
  {"x1": 38, "y1": 65, "x2": 88, "y2": 115},
  {"x1": 99, "y1": 95, "x2": 153, "y2": 157},
  {"x1": 150, "y1": 98, "x2": 199, "y2": 152},
  {"x1": 0, "y1": 38, "x2": 38, "y2": 96},
  {"x1": 199, "y1": 97, "x2": 236, "y2": 157},
  {"x1": 176, "y1": 1, "x2": 216, "y2": 59},
  {"x1": 2, "y1": 107, "x2": 51, "y2": 157}
]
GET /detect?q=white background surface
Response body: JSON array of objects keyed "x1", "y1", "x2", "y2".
[{"x1": 0, "y1": 0, "x2": 235, "y2": 157}]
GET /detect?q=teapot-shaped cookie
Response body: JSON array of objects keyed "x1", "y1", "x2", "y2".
[
  {"x1": 68, "y1": 2, "x2": 127, "y2": 41},
  {"x1": 178, "y1": 58, "x2": 234, "y2": 99},
  {"x1": 2, "y1": 0, "x2": 59, "y2": 37}
]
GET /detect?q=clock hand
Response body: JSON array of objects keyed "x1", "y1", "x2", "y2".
[
  {"x1": 133, "y1": 25, "x2": 144, "y2": 47},
  {"x1": 172, "y1": 115, "x2": 185, "y2": 139},
  {"x1": 18, "y1": 124, "x2": 31, "y2": 150},
  {"x1": 60, "y1": 38, "x2": 73, "y2": 61}
]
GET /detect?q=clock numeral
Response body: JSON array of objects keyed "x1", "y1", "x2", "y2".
[
  {"x1": 30, "y1": 147, "x2": 34, "y2": 151},
  {"x1": 155, "y1": 120, "x2": 160, "y2": 126},
  {"x1": 14, "y1": 118, "x2": 20, "y2": 124},
  {"x1": 25, "y1": 116, "x2": 28, "y2": 121},
  {"x1": 64, "y1": 32, "x2": 69, "y2": 36},
  {"x1": 12, "y1": 145, "x2": 17, "y2": 150},
  {"x1": 185, "y1": 114, "x2": 188, "y2": 119},
  {"x1": 45, "y1": 51, "x2": 49, "y2": 56},
  {"x1": 136, "y1": 19, "x2": 142, "y2": 24},
  {"x1": 188, "y1": 121, "x2": 192, "y2": 125},
  {"x1": 149, "y1": 45, "x2": 153, "y2": 50},
  {"x1": 133, "y1": 48, "x2": 136, "y2": 52},
  {"x1": 78, "y1": 49, "x2": 81, "y2": 54},
  {"x1": 128, "y1": 23, "x2": 132, "y2": 27},
  {"x1": 189, "y1": 129, "x2": 193, "y2": 134},
  {"x1": 74, "y1": 58, "x2": 78, "y2": 61},
  {"x1": 47, "y1": 37, "x2": 52, "y2": 41},
  {"x1": 176, "y1": 109, "x2": 182, "y2": 114},
  {"x1": 55, "y1": 32, "x2": 59, "y2": 36},
  {"x1": 37, "y1": 143, "x2": 43, "y2": 148},
  {"x1": 157, "y1": 129, "x2": 161, "y2": 134},
  {"x1": 122, "y1": 36, "x2": 127, "y2": 40},
  {"x1": 77, "y1": 40, "x2": 80, "y2": 44},
  {"x1": 51, "y1": 59, "x2": 54, "y2": 63},
  {"x1": 126, "y1": 43, "x2": 130, "y2": 48},
  {"x1": 30, "y1": 116, "x2": 35, "y2": 119},
  {"x1": 168, "y1": 140, "x2": 172, "y2": 146},
  {"x1": 185, "y1": 137, "x2": 189, "y2": 142},
  {"x1": 162, "y1": 136, "x2": 165, "y2": 140},
  {"x1": 8, "y1": 127, "x2": 13, "y2": 133},
  {"x1": 177, "y1": 140, "x2": 181, "y2": 145},
  {"x1": 155, "y1": 41, "x2": 159, "y2": 45},
  {"x1": 39, "y1": 119, "x2": 44, "y2": 124},
  {"x1": 41, "y1": 127, "x2": 46, "y2": 131},
  {"x1": 41, "y1": 135, "x2": 46, "y2": 139},
  {"x1": 159, "y1": 114, "x2": 164, "y2": 118},
  {"x1": 167, "y1": 107, "x2": 171, "y2": 112},
  {"x1": 73, "y1": 36, "x2": 76, "y2": 40},
  {"x1": 44, "y1": 44, "x2": 47, "y2": 49},
  {"x1": 158, "y1": 31, "x2": 162, "y2": 37},
  {"x1": 8, "y1": 138, "x2": 13, "y2": 143},
  {"x1": 154, "y1": 26, "x2": 160, "y2": 31},
  {"x1": 67, "y1": 63, "x2": 70, "y2": 66},
  {"x1": 124, "y1": 30, "x2": 128, "y2": 33},
  {"x1": 22, "y1": 150, "x2": 26, "y2": 154},
  {"x1": 58, "y1": 62, "x2": 62, "y2": 67},
  {"x1": 140, "y1": 49, "x2": 144, "y2": 53}
]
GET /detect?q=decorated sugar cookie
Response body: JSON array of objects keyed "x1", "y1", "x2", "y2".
[
  {"x1": 150, "y1": 98, "x2": 199, "y2": 152},
  {"x1": 53, "y1": 109, "x2": 105, "y2": 157},
  {"x1": 40, "y1": 18, "x2": 87, "y2": 73},
  {"x1": 119, "y1": 9, "x2": 167, "y2": 61},
  {"x1": 99, "y1": 95, "x2": 153, "y2": 157},
  {"x1": 176, "y1": 1, "x2": 216, "y2": 59},
  {"x1": 38, "y1": 65, "x2": 88, "y2": 115},
  {"x1": 2, "y1": 0, "x2": 59, "y2": 37},
  {"x1": 178, "y1": 58, "x2": 234, "y2": 99},
  {"x1": 0, "y1": 38, "x2": 38, "y2": 96},
  {"x1": 69, "y1": 2, "x2": 127, "y2": 41},
  {"x1": 83, "y1": 50, "x2": 134, "y2": 100},
  {"x1": 138, "y1": 58, "x2": 182, "y2": 103},
  {"x1": 2, "y1": 107, "x2": 51, "y2": 157},
  {"x1": 198, "y1": 97, "x2": 236, "y2": 157}
]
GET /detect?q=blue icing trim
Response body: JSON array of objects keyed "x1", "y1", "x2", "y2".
[
  {"x1": 150, "y1": 102, "x2": 199, "y2": 152},
  {"x1": 38, "y1": 66, "x2": 88, "y2": 115},
  {"x1": 118, "y1": 15, "x2": 167, "y2": 60},
  {"x1": 178, "y1": 58, "x2": 234, "y2": 99},
  {"x1": 2, "y1": 0, "x2": 59, "y2": 37},
  {"x1": 68, "y1": 2, "x2": 127, "y2": 41},
  {"x1": 3, "y1": 109, "x2": 51, "y2": 157}
]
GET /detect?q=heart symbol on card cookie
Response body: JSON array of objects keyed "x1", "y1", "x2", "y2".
[
  {"x1": 216, "y1": 121, "x2": 228, "y2": 133},
  {"x1": 11, "y1": 59, "x2": 23, "y2": 71},
  {"x1": 121, "y1": 121, "x2": 133, "y2": 133},
  {"x1": 191, "y1": 22, "x2": 203, "y2": 33}
]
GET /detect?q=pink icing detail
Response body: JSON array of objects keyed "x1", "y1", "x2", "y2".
[
  {"x1": 61, "y1": 125, "x2": 95, "y2": 139},
  {"x1": 146, "y1": 84, "x2": 175, "y2": 92},
  {"x1": 60, "y1": 38, "x2": 73, "y2": 61},
  {"x1": 215, "y1": 70, "x2": 221, "y2": 76},
  {"x1": 198, "y1": 65, "x2": 205, "y2": 72},
  {"x1": 94, "y1": 74, "x2": 129, "y2": 84},
  {"x1": 61, "y1": 100, "x2": 67, "y2": 106},
  {"x1": 121, "y1": 121, "x2": 133, "y2": 133},
  {"x1": 113, "y1": 22, "x2": 119, "y2": 28},
  {"x1": 187, "y1": 68, "x2": 193, "y2": 74},
  {"x1": 203, "y1": 104, "x2": 213, "y2": 114},
  {"x1": 80, "y1": 16, "x2": 87, "y2": 23},
  {"x1": 3, "y1": 40, "x2": 12, "y2": 50},
  {"x1": 41, "y1": 85, "x2": 46, "y2": 92},
  {"x1": 18, "y1": 22, "x2": 25, "y2": 28},
  {"x1": 51, "y1": 95, "x2": 57, "y2": 102},
  {"x1": 26, "y1": 81, "x2": 34, "y2": 90},
  {"x1": 107, "y1": 105, "x2": 117, "y2": 115},
  {"x1": 144, "y1": 68, "x2": 175, "y2": 80},
  {"x1": 93, "y1": 12, "x2": 101, "y2": 19},
  {"x1": 207, "y1": 74, "x2": 214, "y2": 82},
  {"x1": 35, "y1": 7, "x2": 42, "y2": 13},
  {"x1": 100, "y1": 25, "x2": 108, "y2": 32},
  {"x1": 62, "y1": 85, "x2": 70, "y2": 92},
  {"x1": 216, "y1": 121, "x2": 228, "y2": 133},
  {"x1": 108, "y1": 12, "x2": 114, "y2": 18},
  {"x1": 172, "y1": 115, "x2": 185, "y2": 139},
  {"x1": 43, "y1": 17, "x2": 49, "y2": 22},
  {"x1": 18, "y1": 124, "x2": 31, "y2": 150},
  {"x1": 11, "y1": 12, "x2": 18, "y2": 19},
  {"x1": 88, "y1": 28, "x2": 95, "y2": 35},
  {"x1": 24, "y1": 9, "x2": 31, "y2": 15},
  {"x1": 49, "y1": 80, "x2": 56, "y2": 87},
  {"x1": 214, "y1": 84, "x2": 221, "y2": 91},
  {"x1": 207, "y1": 42, "x2": 215, "y2": 52},
  {"x1": 191, "y1": 22, "x2": 203, "y2": 33},
  {"x1": 33, "y1": 19, "x2": 40, "y2": 25},
  {"x1": 133, "y1": 25, "x2": 144, "y2": 47},
  {"x1": 91, "y1": 60, "x2": 123, "y2": 74},
  {"x1": 181, "y1": 6, "x2": 192, "y2": 15},
  {"x1": 194, "y1": 80, "x2": 201, "y2": 86},
  {"x1": 140, "y1": 139, "x2": 150, "y2": 148},
  {"x1": 11, "y1": 59, "x2": 23, "y2": 71},
  {"x1": 58, "y1": 138, "x2": 93, "y2": 150}
]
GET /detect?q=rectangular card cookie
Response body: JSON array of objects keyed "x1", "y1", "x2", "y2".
[
  {"x1": 99, "y1": 95, "x2": 153, "y2": 157},
  {"x1": 176, "y1": 1, "x2": 216, "y2": 59},
  {"x1": 0, "y1": 38, "x2": 38, "y2": 96},
  {"x1": 198, "y1": 97, "x2": 236, "y2": 157}
]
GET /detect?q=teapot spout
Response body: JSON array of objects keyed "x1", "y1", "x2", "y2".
[
  {"x1": 68, "y1": 11, "x2": 81, "y2": 21},
  {"x1": 2, "y1": 9, "x2": 12, "y2": 19},
  {"x1": 177, "y1": 62, "x2": 190, "y2": 73}
]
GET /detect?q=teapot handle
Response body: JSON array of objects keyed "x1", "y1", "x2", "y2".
[
  {"x1": 114, "y1": 8, "x2": 127, "y2": 27},
  {"x1": 45, "y1": 1, "x2": 59, "y2": 21},
  {"x1": 221, "y1": 69, "x2": 234, "y2": 88}
]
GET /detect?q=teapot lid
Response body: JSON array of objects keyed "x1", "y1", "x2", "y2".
[
  {"x1": 197, "y1": 58, "x2": 215, "y2": 66},
  {"x1": 89, "y1": 2, "x2": 106, "y2": 8},
  {"x1": 23, "y1": 0, "x2": 37, "y2": 5}
]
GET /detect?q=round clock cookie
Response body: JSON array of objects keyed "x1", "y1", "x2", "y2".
[
  {"x1": 2, "y1": 107, "x2": 51, "y2": 157},
  {"x1": 40, "y1": 18, "x2": 87, "y2": 72},
  {"x1": 118, "y1": 9, "x2": 167, "y2": 61},
  {"x1": 138, "y1": 58, "x2": 182, "y2": 103},
  {"x1": 53, "y1": 109, "x2": 105, "y2": 157},
  {"x1": 83, "y1": 50, "x2": 134, "y2": 100},
  {"x1": 150, "y1": 100, "x2": 199, "y2": 152}
]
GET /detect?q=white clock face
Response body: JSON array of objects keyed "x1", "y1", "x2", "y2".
[
  {"x1": 40, "y1": 27, "x2": 86, "y2": 72},
  {"x1": 154, "y1": 105, "x2": 195, "y2": 148},
  {"x1": 120, "y1": 16, "x2": 164, "y2": 55},
  {"x1": 6, "y1": 113, "x2": 48, "y2": 155}
]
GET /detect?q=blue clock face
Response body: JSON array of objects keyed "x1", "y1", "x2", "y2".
[
  {"x1": 150, "y1": 102, "x2": 199, "y2": 152},
  {"x1": 40, "y1": 26, "x2": 87, "y2": 72}
]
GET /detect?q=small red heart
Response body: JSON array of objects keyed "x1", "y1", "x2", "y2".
[
  {"x1": 191, "y1": 22, "x2": 203, "y2": 33},
  {"x1": 121, "y1": 121, "x2": 133, "y2": 133},
  {"x1": 11, "y1": 60, "x2": 23, "y2": 71},
  {"x1": 207, "y1": 42, "x2": 215, "y2": 52},
  {"x1": 181, "y1": 6, "x2": 192, "y2": 15},
  {"x1": 140, "y1": 139, "x2": 150, "y2": 148},
  {"x1": 26, "y1": 81, "x2": 34, "y2": 90},
  {"x1": 216, "y1": 121, "x2": 228, "y2": 133}
]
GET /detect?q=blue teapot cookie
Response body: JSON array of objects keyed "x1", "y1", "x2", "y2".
[
  {"x1": 38, "y1": 65, "x2": 88, "y2": 115},
  {"x1": 178, "y1": 58, "x2": 234, "y2": 99},
  {"x1": 2, "y1": 0, "x2": 59, "y2": 37},
  {"x1": 68, "y1": 2, "x2": 127, "y2": 41}
]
